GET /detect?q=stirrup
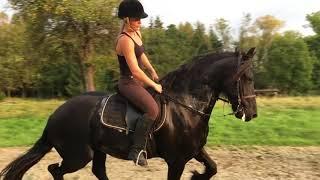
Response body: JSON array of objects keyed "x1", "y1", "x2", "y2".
[{"x1": 134, "y1": 150, "x2": 148, "y2": 166}]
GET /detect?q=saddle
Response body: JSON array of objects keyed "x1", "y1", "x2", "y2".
[{"x1": 98, "y1": 93, "x2": 166, "y2": 134}]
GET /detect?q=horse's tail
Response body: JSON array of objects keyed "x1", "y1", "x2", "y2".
[{"x1": 0, "y1": 125, "x2": 52, "y2": 180}]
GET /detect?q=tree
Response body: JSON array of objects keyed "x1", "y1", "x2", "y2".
[
  {"x1": 305, "y1": 11, "x2": 320, "y2": 91},
  {"x1": 254, "y1": 15, "x2": 284, "y2": 67},
  {"x1": 8, "y1": 0, "x2": 120, "y2": 92},
  {"x1": 178, "y1": 22, "x2": 194, "y2": 40},
  {"x1": 266, "y1": 31, "x2": 314, "y2": 93},
  {"x1": 154, "y1": 16, "x2": 163, "y2": 29},
  {"x1": 306, "y1": 11, "x2": 320, "y2": 34},
  {"x1": 208, "y1": 26, "x2": 222, "y2": 51},
  {"x1": 0, "y1": 15, "x2": 35, "y2": 97},
  {"x1": 0, "y1": 11, "x2": 9, "y2": 26},
  {"x1": 214, "y1": 18, "x2": 232, "y2": 51},
  {"x1": 238, "y1": 13, "x2": 259, "y2": 51},
  {"x1": 251, "y1": 15, "x2": 284, "y2": 88},
  {"x1": 142, "y1": 17, "x2": 168, "y2": 75},
  {"x1": 165, "y1": 24, "x2": 193, "y2": 68},
  {"x1": 191, "y1": 22, "x2": 210, "y2": 55}
]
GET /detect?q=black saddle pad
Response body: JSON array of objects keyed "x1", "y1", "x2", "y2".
[{"x1": 99, "y1": 94, "x2": 142, "y2": 133}]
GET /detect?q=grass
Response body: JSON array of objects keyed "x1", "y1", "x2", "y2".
[
  {"x1": 0, "y1": 97, "x2": 319, "y2": 147},
  {"x1": 0, "y1": 98, "x2": 64, "y2": 147},
  {"x1": 208, "y1": 96, "x2": 320, "y2": 146}
]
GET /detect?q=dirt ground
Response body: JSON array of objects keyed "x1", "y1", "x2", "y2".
[{"x1": 0, "y1": 146, "x2": 319, "y2": 180}]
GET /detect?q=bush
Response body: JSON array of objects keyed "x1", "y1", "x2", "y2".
[{"x1": 0, "y1": 91, "x2": 5, "y2": 101}]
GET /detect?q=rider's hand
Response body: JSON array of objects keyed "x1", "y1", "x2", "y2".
[{"x1": 153, "y1": 83, "x2": 162, "y2": 93}]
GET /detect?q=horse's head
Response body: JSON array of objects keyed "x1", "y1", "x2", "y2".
[
  {"x1": 160, "y1": 48, "x2": 257, "y2": 121},
  {"x1": 221, "y1": 48, "x2": 257, "y2": 121}
]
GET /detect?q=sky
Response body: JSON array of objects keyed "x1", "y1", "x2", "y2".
[
  {"x1": 1, "y1": 0, "x2": 319, "y2": 37},
  {"x1": 140, "y1": 0, "x2": 319, "y2": 37}
]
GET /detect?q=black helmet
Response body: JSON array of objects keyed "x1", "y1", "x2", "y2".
[{"x1": 118, "y1": 0, "x2": 148, "y2": 19}]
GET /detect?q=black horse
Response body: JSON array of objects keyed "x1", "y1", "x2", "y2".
[{"x1": 0, "y1": 48, "x2": 257, "y2": 180}]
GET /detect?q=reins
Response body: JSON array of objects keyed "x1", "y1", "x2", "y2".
[
  {"x1": 160, "y1": 92, "x2": 234, "y2": 119},
  {"x1": 160, "y1": 92, "x2": 211, "y2": 118}
]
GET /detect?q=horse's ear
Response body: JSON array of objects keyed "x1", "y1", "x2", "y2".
[{"x1": 246, "y1": 47, "x2": 256, "y2": 58}]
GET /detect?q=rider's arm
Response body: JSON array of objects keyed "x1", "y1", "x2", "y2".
[{"x1": 140, "y1": 53, "x2": 157, "y2": 75}]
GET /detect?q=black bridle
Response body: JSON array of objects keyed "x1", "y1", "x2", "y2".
[
  {"x1": 160, "y1": 53, "x2": 256, "y2": 119},
  {"x1": 229, "y1": 53, "x2": 256, "y2": 116}
]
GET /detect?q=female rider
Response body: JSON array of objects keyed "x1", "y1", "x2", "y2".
[{"x1": 116, "y1": 0, "x2": 162, "y2": 166}]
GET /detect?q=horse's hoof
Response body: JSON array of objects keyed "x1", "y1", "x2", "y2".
[
  {"x1": 48, "y1": 163, "x2": 59, "y2": 171},
  {"x1": 48, "y1": 163, "x2": 60, "y2": 177},
  {"x1": 191, "y1": 170, "x2": 211, "y2": 180}
]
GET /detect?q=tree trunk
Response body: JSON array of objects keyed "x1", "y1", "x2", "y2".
[
  {"x1": 6, "y1": 89, "x2": 11, "y2": 97},
  {"x1": 85, "y1": 65, "x2": 95, "y2": 92},
  {"x1": 79, "y1": 24, "x2": 95, "y2": 92},
  {"x1": 21, "y1": 88, "x2": 26, "y2": 98}
]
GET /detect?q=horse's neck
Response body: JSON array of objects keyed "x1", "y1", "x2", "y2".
[
  {"x1": 162, "y1": 61, "x2": 229, "y2": 116},
  {"x1": 163, "y1": 83, "x2": 217, "y2": 118}
]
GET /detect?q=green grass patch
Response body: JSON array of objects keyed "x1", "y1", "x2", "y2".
[
  {"x1": 0, "y1": 97, "x2": 319, "y2": 147},
  {"x1": 0, "y1": 118, "x2": 47, "y2": 147},
  {"x1": 0, "y1": 98, "x2": 64, "y2": 147},
  {"x1": 208, "y1": 96, "x2": 320, "y2": 146}
]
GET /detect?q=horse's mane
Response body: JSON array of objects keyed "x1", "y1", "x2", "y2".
[{"x1": 161, "y1": 51, "x2": 236, "y2": 91}]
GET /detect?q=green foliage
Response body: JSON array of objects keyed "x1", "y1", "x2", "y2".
[
  {"x1": 191, "y1": 22, "x2": 210, "y2": 55},
  {"x1": 8, "y1": 0, "x2": 120, "y2": 92},
  {"x1": 253, "y1": 15, "x2": 285, "y2": 82},
  {"x1": 264, "y1": 31, "x2": 314, "y2": 93},
  {"x1": 153, "y1": 16, "x2": 163, "y2": 29},
  {"x1": 0, "y1": 91, "x2": 5, "y2": 101},
  {"x1": 304, "y1": 29, "x2": 320, "y2": 91},
  {"x1": 0, "y1": 17, "x2": 36, "y2": 97},
  {"x1": 305, "y1": 12, "x2": 320, "y2": 92},
  {"x1": 94, "y1": 54, "x2": 119, "y2": 92},
  {"x1": 208, "y1": 27, "x2": 222, "y2": 50},
  {"x1": 143, "y1": 19, "x2": 224, "y2": 77},
  {"x1": 238, "y1": 13, "x2": 259, "y2": 51},
  {"x1": 2, "y1": 4, "x2": 320, "y2": 96},
  {"x1": 65, "y1": 63, "x2": 83, "y2": 96},
  {"x1": 214, "y1": 18, "x2": 232, "y2": 51},
  {"x1": 306, "y1": 11, "x2": 320, "y2": 34}
]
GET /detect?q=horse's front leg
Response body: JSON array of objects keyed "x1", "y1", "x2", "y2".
[
  {"x1": 191, "y1": 148, "x2": 217, "y2": 180},
  {"x1": 167, "y1": 160, "x2": 186, "y2": 180}
]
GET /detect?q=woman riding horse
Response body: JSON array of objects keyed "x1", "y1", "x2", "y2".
[
  {"x1": 116, "y1": 0, "x2": 162, "y2": 166},
  {"x1": 0, "y1": 0, "x2": 258, "y2": 178}
]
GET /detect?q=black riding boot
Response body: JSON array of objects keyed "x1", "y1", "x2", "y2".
[{"x1": 128, "y1": 115, "x2": 154, "y2": 166}]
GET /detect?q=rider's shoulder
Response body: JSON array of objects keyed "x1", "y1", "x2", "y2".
[{"x1": 117, "y1": 34, "x2": 134, "y2": 46}]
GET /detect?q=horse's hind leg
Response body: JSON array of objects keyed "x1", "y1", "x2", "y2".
[
  {"x1": 191, "y1": 148, "x2": 217, "y2": 180},
  {"x1": 92, "y1": 150, "x2": 108, "y2": 180},
  {"x1": 48, "y1": 147, "x2": 93, "y2": 180},
  {"x1": 48, "y1": 158, "x2": 92, "y2": 180}
]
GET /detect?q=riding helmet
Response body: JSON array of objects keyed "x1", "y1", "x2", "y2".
[{"x1": 118, "y1": 0, "x2": 148, "y2": 19}]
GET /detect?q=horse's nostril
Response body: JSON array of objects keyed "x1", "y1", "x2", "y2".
[{"x1": 253, "y1": 114, "x2": 257, "y2": 118}]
